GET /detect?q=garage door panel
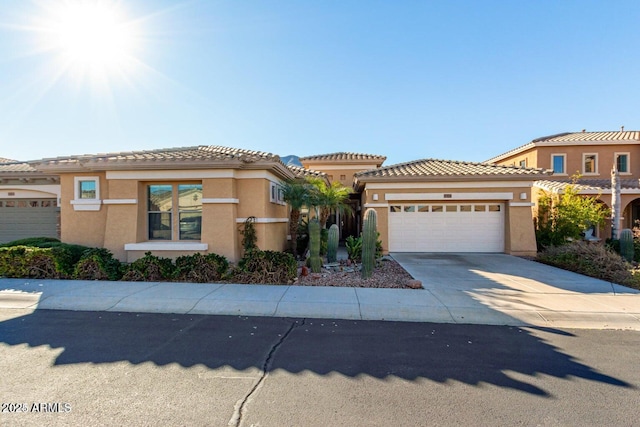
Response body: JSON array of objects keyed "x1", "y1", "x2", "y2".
[
  {"x1": 389, "y1": 203, "x2": 504, "y2": 253},
  {"x1": 0, "y1": 199, "x2": 58, "y2": 243}
]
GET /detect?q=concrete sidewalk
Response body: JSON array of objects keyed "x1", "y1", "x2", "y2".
[{"x1": 1, "y1": 253, "x2": 639, "y2": 330}]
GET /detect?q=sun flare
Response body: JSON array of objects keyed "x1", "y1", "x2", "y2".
[{"x1": 38, "y1": 0, "x2": 141, "y2": 89}]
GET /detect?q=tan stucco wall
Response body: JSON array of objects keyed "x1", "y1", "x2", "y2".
[
  {"x1": 361, "y1": 181, "x2": 538, "y2": 256},
  {"x1": 300, "y1": 161, "x2": 381, "y2": 189},
  {"x1": 496, "y1": 144, "x2": 640, "y2": 180},
  {"x1": 505, "y1": 205, "x2": 538, "y2": 256},
  {"x1": 58, "y1": 171, "x2": 289, "y2": 264},
  {"x1": 60, "y1": 173, "x2": 108, "y2": 248}
]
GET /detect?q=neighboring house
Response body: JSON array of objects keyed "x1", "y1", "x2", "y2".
[
  {"x1": 353, "y1": 159, "x2": 550, "y2": 256},
  {"x1": 486, "y1": 130, "x2": 640, "y2": 237},
  {"x1": 0, "y1": 159, "x2": 61, "y2": 243},
  {"x1": 300, "y1": 152, "x2": 387, "y2": 238},
  {"x1": 29, "y1": 146, "x2": 319, "y2": 263}
]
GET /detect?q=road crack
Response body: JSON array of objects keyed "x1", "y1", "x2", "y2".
[{"x1": 228, "y1": 318, "x2": 305, "y2": 427}]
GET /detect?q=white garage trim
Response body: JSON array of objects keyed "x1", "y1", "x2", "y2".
[
  {"x1": 365, "y1": 181, "x2": 533, "y2": 190},
  {"x1": 384, "y1": 192, "x2": 513, "y2": 201},
  {"x1": 388, "y1": 203, "x2": 505, "y2": 253}
]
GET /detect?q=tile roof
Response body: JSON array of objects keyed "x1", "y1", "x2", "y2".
[
  {"x1": 486, "y1": 130, "x2": 640, "y2": 163},
  {"x1": 37, "y1": 145, "x2": 281, "y2": 165},
  {"x1": 355, "y1": 158, "x2": 549, "y2": 180},
  {"x1": 0, "y1": 161, "x2": 39, "y2": 173},
  {"x1": 534, "y1": 131, "x2": 640, "y2": 143},
  {"x1": 286, "y1": 164, "x2": 327, "y2": 179},
  {"x1": 299, "y1": 152, "x2": 386, "y2": 163},
  {"x1": 0, "y1": 157, "x2": 18, "y2": 163},
  {"x1": 535, "y1": 178, "x2": 640, "y2": 193}
]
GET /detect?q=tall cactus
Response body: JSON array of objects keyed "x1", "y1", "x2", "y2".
[
  {"x1": 361, "y1": 208, "x2": 377, "y2": 279},
  {"x1": 308, "y1": 219, "x2": 322, "y2": 273},
  {"x1": 327, "y1": 224, "x2": 339, "y2": 263},
  {"x1": 620, "y1": 228, "x2": 634, "y2": 262}
]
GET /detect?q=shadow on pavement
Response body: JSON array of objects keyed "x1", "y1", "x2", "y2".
[{"x1": 0, "y1": 309, "x2": 633, "y2": 397}]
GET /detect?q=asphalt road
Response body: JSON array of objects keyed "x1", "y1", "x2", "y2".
[{"x1": 1, "y1": 309, "x2": 638, "y2": 427}]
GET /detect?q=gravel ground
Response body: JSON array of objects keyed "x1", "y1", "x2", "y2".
[{"x1": 294, "y1": 258, "x2": 420, "y2": 289}]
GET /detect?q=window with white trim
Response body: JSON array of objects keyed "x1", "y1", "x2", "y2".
[
  {"x1": 551, "y1": 154, "x2": 566, "y2": 174},
  {"x1": 583, "y1": 153, "x2": 598, "y2": 174},
  {"x1": 270, "y1": 182, "x2": 285, "y2": 205},
  {"x1": 148, "y1": 183, "x2": 202, "y2": 241},
  {"x1": 615, "y1": 153, "x2": 630, "y2": 173},
  {"x1": 74, "y1": 176, "x2": 100, "y2": 200}
]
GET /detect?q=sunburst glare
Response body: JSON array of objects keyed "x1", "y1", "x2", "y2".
[{"x1": 33, "y1": 0, "x2": 143, "y2": 94}]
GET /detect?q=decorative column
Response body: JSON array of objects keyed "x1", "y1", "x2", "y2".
[{"x1": 611, "y1": 163, "x2": 621, "y2": 239}]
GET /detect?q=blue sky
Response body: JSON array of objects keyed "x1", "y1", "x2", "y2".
[{"x1": 1, "y1": 0, "x2": 640, "y2": 166}]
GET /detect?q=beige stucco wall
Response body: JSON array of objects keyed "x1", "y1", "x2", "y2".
[
  {"x1": 60, "y1": 173, "x2": 108, "y2": 248},
  {"x1": 58, "y1": 171, "x2": 289, "y2": 263},
  {"x1": 361, "y1": 181, "x2": 538, "y2": 256},
  {"x1": 496, "y1": 144, "x2": 640, "y2": 180},
  {"x1": 300, "y1": 161, "x2": 381, "y2": 189}
]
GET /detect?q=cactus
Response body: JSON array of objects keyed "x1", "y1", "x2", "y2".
[
  {"x1": 308, "y1": 219, "x2": 322, "y2": 273},
  {"x1": 620, "y1": 228, "x2": 634, "y2": 262},
  {"x1": 327, "y1": 224, "x2": 339, "y2": 263},
  {"x1": 361, "y1": 208, "x2": 377, "y2": 279}
]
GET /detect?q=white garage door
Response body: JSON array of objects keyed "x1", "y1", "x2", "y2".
[
  {"x1": 388, "y1": 203, "x2": 505, "y2": 252},
  {"x1": 0, "y1": 199, "x2": 59, "y2": 243}
]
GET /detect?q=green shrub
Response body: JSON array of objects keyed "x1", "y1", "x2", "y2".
[
  {"x1": 73, "y1": 248, "x2": 122, "y2": 281},
  {"x1": 0, "y1": 237, "x2": 90, "y2": 267},
  {"x1": 174, "y1": 252, "x2": 229, "y2": 283},
  {"x1": 0, "y1": 246, "x2": 74, "y2": 279},
  {"x1": 121, "y1": 252, "x2": 175, "y2": 281},
  {"x1": 235, "y1": 250, "x2": 297, "y2": 284},
  {"x1": 538, "y1": 241, "x2": 638, "y2": 288},
  {"x1": 0, "y1": 237, "x2": 61, "y2": 247}
]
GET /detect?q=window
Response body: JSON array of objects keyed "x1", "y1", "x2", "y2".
[
  {"x1": 340, "y1": 174, "x2": 346, "y2": 181},
  {"x1": 519, "y1": 159, "x2": 527, "y2": 168},
  {"x1": 74, "y1": 176, "x2": 100, "y2": 200},
  {"x1": 148, "y1": 184, "x2": 202, "y2": 241},
  {"x1": 616, "y1": 153, "x2": 629, "y2": 173},
  {"x1": 390, "y1": 205, "x2": 402, "y2": 213},
  {"x1": 551, "y1": 154, "x2": 566, "y2": 174},
  {"x1": 404, "y1": 205, "x2": 415, "y2": 212},
  {"x1": 270, "y1": 182, "x2": 285, "y2": 204},
  {"x1": 583, "y1": 154, "x2": 598, "y2": 174}
]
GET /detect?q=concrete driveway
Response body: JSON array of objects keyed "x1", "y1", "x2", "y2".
[{"x1": 391, "y1": 253, "x2": 640, "y2": 330}]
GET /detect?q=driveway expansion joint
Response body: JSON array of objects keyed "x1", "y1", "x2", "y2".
[{"x1": 229, "y1": 318, "x2": 304, "y2": 427}]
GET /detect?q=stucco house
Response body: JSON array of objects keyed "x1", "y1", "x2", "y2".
[
  {"x1": 0, "y1": 158, "x2": 60, "y2": 243},
  {"x1": 6, "y1": 144, "x2": 550, "y2": 260},
  {"x1": 353, "y1": 159, "x2": 549, "y2": 256},
  {"x1": 487, "y1": 130, "x2": 640, "y2": 239},
  {"x1": 29, "y1": 146, "x2": 326, "y2": 263}
]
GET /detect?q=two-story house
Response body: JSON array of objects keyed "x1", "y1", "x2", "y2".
[{"x1": 486, "y1": 129, "x2": 640, "y2": 238}]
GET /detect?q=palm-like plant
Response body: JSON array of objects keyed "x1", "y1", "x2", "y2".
[
  {"x1": 308, "y1": 178, "x2": 352, "y2": 229},
  {"x1": 281, "y1": 179, "x2": 310, "y2": 257}
]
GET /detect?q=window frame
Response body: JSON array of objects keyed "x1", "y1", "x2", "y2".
[
  {"x1": 519, "y1": 159, "x2": 527, "y2": 168},
  {"x1": 147, "y1": 183, "x2": 202, "y2": 241},
  {"x1": 615, "y1": 152, "x2": 630, "y2": 174},
  {"x1": 582, "y1": 153, "x2": 598, "y2": 175},
  {"x1": 74, "y1": 176, "x2": 100, "y2": 201},
  {"x1": 550, "y1": 153, "x2": 567, "y2": 175},
  {"x1": 269, "y1": 181, "x2": 286, "y2": 205}
]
